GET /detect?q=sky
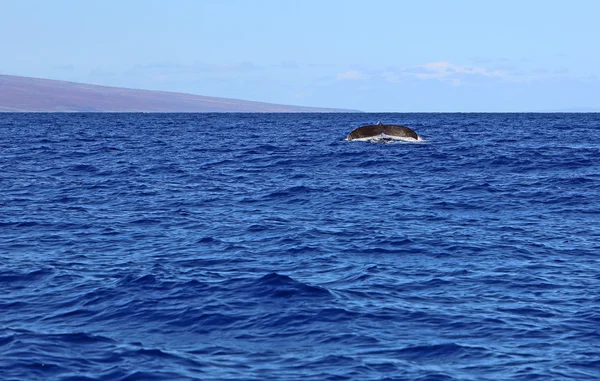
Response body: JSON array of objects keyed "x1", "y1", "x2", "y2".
[{"x1": 1, "y1": 0, "x2": 599, "y2": 111}]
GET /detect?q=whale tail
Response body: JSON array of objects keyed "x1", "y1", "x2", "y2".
[{"x1": 346, "y1": 123, "x2": 420, "y2": 141}]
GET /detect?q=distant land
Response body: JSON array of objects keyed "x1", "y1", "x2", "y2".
[{"x1": 0, "y1": 74, "x2": 357, "y2": 113}]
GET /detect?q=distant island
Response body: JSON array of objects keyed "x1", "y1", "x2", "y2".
[{"x1": 0, "y1": 74, "x2": 358, "y2": 113}]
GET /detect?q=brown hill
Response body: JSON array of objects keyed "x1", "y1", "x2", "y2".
[{"x1": 0, "y1": 74, "x2": 356, "y2": 112}]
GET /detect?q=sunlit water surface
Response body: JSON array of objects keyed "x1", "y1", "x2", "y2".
[{"x1": 1, "y1": 113, "x2": 599, "y2": 380}]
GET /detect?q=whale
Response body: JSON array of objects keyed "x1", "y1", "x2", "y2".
[{"x1": 346, "y1": 122, "x2": 420, "y2": 142}]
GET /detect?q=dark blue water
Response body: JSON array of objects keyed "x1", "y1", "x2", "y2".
[{"x1": 1, "y1": 113, "x2": 599, "y2": 380}]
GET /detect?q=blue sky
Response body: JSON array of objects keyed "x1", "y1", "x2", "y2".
[{"x1": 1, "y1": 0, "x2": 599, "y2": 111}]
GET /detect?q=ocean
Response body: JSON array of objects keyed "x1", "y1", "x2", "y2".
[{"x1": 1, "y1": 112, "x2": 599, "y2": 380}]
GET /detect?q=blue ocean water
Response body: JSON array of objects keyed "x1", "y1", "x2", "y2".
[{"x1": 1, "y1": 112, "x2": 599, "y2": 381}]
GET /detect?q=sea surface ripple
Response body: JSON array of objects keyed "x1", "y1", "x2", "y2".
[{"x1": 1, "y1": 113, "x2": 599, "y2": 380}]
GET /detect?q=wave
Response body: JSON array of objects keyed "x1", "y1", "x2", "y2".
[{"x1": 1, "y1": 112, "x2": 598, "y2": 380}]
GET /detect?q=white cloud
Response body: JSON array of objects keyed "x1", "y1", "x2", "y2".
[
  {"x1": 411, "y1": 61, "x2": 507, "y2": 82},
  {"x1": 128, "y1": 61, "x2": 263, "y2": 76},
  {"x1": 379, "y1": 61, "x2": 508, "y2": 85},
  {"x1": 337, "y1": 70, "x2": 367, "y2": 80}
]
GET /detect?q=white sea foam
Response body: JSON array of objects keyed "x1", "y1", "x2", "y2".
[{"x1": 346, "y1": 133, "x2": 425, "y2": 143}]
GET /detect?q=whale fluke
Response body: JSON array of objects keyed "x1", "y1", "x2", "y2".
[{"x1": 346, "y1": 123, "x2": 420, "y2": 141}]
